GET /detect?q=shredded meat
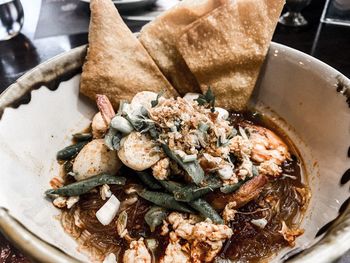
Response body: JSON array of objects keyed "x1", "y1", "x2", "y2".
[
  {"x1": 161, "y1": 240, "x2": 190, "y2": 263},
  {"x1": 163, "y1": 212, "x2": 233, "y2": 262},
  {"x1": 222, "y1": 202, "x2": 237, "y2": 223},
  {"x1": 152, "y1": 158, "x2": 171, "y2": 180},
  {"x1": 278, "y1": 221, "x2": 304, "y2": 247},
  {"x1": 123, "y1": 238, "x2": 151, "y2": 263},
  {"x1": 259, "y1": 159, "x2": 282, "y2": 177}
]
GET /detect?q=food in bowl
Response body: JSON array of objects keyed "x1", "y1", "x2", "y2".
[
  {"x1": 46, "y1": 91, "x2": 310, "y2": 262},
  {"x1": 44, "y1": 0, "x2": 312, "y2": 262}
]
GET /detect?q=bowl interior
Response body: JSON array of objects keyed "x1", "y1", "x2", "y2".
[{"x1": 0, "y1": 43, "x2": 349, "y2": 262}]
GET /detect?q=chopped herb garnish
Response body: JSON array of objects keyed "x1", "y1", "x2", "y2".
[
  {"x1": 228, "y1": 153, "x2": 236, "y2": 164},
  {"x1": 104, "y1": 127, "x2": 123, "y2": 151},
  {"x1": 174, "y1": 119, "x2": 182, "y2": 131},
  {"x1": 123, "y1": 107, "x2": 158, "y2": 137},
  {"x1": 195, "y1": 87, "x2": 216, "y2": 112},
  {"x1": 117, "y1": 100, "x2": 129, "y2": 116},
  {"x1": 112, "y1": 135, "x2": 122, "y2": 150},
  {"x1": 198, "y1": 122, "x2": 209, "y2": 133},
  {"x1": 151, "y1": 91, "x2": 164, "y2": 108}
]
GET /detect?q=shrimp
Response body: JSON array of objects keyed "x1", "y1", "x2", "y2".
[
  {"x1": 73, "y1": 139, "x2": 122, "y2": 181},
  {"x1": 209, "y1": 174, "x2": 268, "y2": 210},
  {"x1": 96, "y1": 94, "x2": 116, "y2": 125},
  {"x1": 92, "y1": 95, "x2": 116, "y2": 139},
  {"x1": 244, "y1": 124, "x2": 290, "y2": 165}
]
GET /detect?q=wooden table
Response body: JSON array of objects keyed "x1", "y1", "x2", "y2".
[{"x1": 0, "y1": 0, "x2": 349, "y2": 262}]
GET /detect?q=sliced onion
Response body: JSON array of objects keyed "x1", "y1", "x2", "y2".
[
  {"x1": 103, "y1": 253, "x2": 117, "y2": 263},
  {"x1": 110, "y1": 116, "x2": 134, "y2": 134},
  {"x1": 96, "y1": 195, "x2": 120, "y2": 226},
  {"x1": 215, "y1": 107, "x2": 229, "y2": 120},
  {"x1": 251, "y1": 218, "x2": 268, "y2": 229},
  {"x1": 183, "y1": 93, "x2": 200, "y2": 101}
]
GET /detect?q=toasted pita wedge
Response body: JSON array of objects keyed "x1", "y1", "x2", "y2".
[
  {"x1": 140, "y1": 0, "x2": 229, "y2": 96},
  {"x1": 80, "y1": 0, "x2": 178, "y2": 108},
  {"x1": 176, "y1": 0, "x2": 285, "y2": 110}
]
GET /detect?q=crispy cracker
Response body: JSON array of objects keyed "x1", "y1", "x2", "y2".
[
  {"x1": 176, "y1": 0, "x2": 285, "y2": 110},
  {"x1": 80, "y1": 0, "x2": 178, "y2": 108},
  {"x1": 139, "y1": 0, "x2": 229, "y2": 96}
]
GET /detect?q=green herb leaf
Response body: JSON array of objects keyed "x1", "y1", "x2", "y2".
[
  {"x1": 196, "y1": 87, "x2": 216, "y2": 111},
  {"x1": 104, "y1": 127, "x2": 122, "y2": 151},
  {"x1": 123, "y1": 107, "x2": 160, "y2": 140},
  {"x1": 173, "y1": 179, "x2": 222, "y2": 202},
  {"x1": 136, "y1": 171, "x2": 162, "y2": 190}
]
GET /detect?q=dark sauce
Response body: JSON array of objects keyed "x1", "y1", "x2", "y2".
[
  {"x1": 61, "y1": 111, "x2": 309, "y2": 262},
  {"x1": 222, "y1": 159, "x2": 306, "y2": 262}
]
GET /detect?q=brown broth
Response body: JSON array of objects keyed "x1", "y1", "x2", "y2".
[{"x1": 60, "y1": 111, "x2": 309, "y2": 262}]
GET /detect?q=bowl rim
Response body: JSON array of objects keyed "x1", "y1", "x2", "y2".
[{"x1": 0, "y1": 42, "x2": 349, "y2": 263}]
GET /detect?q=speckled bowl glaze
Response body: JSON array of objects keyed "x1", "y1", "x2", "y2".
[{"x1": 0, "y1": 43, "x2": 349, "y2": 263}]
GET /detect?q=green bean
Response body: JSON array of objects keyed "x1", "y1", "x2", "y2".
[
  {"x1": 138, "y1": 190, "x2": 193, "y2": 213},
  {"x1": 189, "y1": 199, "x2": 223, "y2": 224},
  {"x1": 172, "y1": 176, "x2": 222, "y2": 202},
  {"x1": 144, "y1": 206, "x2": 167, "y2": 232},
  {"x1": 174, "y1": 184, "x2": 218, "y2": 202},
  {"x1": 136, "y1": 171, "x2": 162, "y2": 190},
  {"x1": 159, "y1": 180, "x2": 223, "y2": 223},
  {"x1": 72, "y1": 133, "x2": 92, "y2": 141},
  {"x1": 63, "y1": 160, "x2": 73, "y2": 174},
  {"x1": 161, "y1": 143, "x2": 204, "y2": 185},
  {"x1": 56, "y1": 141, "x2": 88, "y2": 160},
  {"x1": 45, "y1": 174, "x2": 126, "y2": 197},
  {"x1": 220, "y1": 181, "x2": 245, "y2": 194},
  {"x1": 159, "y1": 180, "x2": 182, "y2": 193}
]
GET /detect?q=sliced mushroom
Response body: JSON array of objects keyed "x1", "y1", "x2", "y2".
[
  {"x1": 118, "y1": 132, "x2": 161, "y2": 171},
  {"x1": 130, "y1": 91, "x2": 159, "y2": 113},
  {"x1": 73, "y1": 139, "x2": 122, "y2": 181}
]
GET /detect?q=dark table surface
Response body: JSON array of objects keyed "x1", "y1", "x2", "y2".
[{"x1": 0, "y1": 0, "x2": 350, "y2": 262}]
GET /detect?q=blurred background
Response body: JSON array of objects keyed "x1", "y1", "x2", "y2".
[{"x1": 0, "y1": 0, "x2": 349, "y2": 262}]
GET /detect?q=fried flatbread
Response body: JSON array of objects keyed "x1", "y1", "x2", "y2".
[
  {"x1": 80, "y1": 0, "x2": 178, "y2": 108},
  {"x1": 176, "y1": 0, "x2": 285, "y2": 110},
  {"x1": 139, "y1": 0, "x2": 229, "y2": 96}
]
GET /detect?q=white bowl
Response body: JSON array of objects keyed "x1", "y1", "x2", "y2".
[{"x1": 0, "y1": 43, "x2": 349, "y2": 263}]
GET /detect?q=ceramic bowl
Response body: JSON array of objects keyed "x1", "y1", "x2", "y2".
[{"x1": 0, "y1": 43, "x2": 349, "y2": 263}]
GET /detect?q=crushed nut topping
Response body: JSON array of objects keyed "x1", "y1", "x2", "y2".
[
  {"x1": 222, "y1": 202, "x2": 237, "y2": 223},
  {"x1": 152, "y1": 158, "x2": 171, "y2": 180}
]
